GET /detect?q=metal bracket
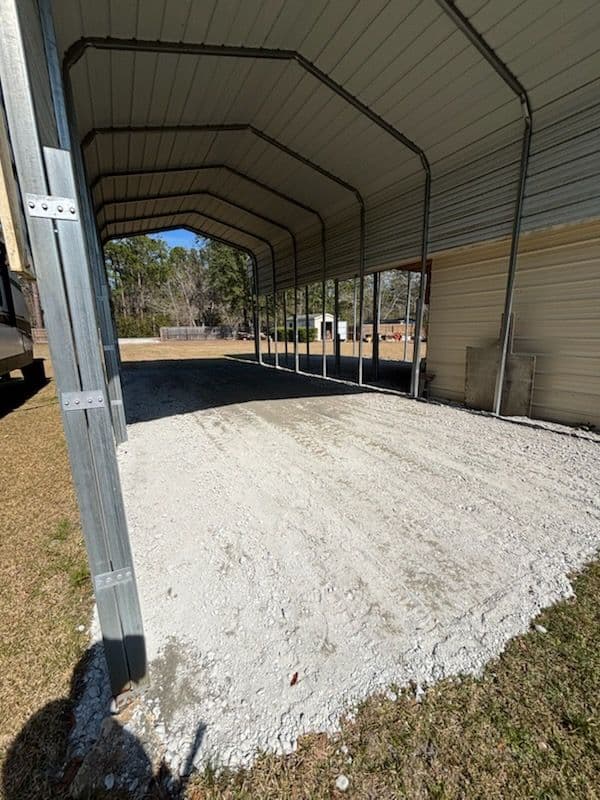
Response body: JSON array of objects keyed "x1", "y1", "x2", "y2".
[
  {"x1": 26, "y1": 193, "x2": 79, "y2": 220},
  {"x1": 94, "y1": 567, "x2": 134, "y2": 591},
  {"x1": 62, "y1": 390, "x2": 105, "y2": 410}
]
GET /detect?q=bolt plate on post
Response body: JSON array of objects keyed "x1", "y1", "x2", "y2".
[
  {"x1": 94, "y1": 568, "x2": 134, "y2": 591},
  {"x1": 25, "y1": 193, "x2": 79, "y2": 220},
  {"x1": 62, "y1": 390, "x2": 105, "y2": 410}
]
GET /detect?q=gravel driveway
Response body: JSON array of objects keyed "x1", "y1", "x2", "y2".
[{"x1": 113, "y1": 355, "x2": 600, "y2": 773}]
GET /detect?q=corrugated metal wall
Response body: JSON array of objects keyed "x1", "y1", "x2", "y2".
[{"x1": 427, "y1": 219, "x2": 600, "y2": 428}]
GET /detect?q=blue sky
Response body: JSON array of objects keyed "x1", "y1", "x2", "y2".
[{"x1": 150, "y1": 229, "x2": 201, "y2": 249}]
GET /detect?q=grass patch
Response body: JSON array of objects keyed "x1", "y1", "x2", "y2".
[
  {"x1": 187, "y1": 562, "x2": 600, "y2": 800},
  {"x1": 54, "y1": 517, "x2": 74, "y2": 542},
  {"x1": 0, "y1": 375, "x2": 92, "y2": 799}
]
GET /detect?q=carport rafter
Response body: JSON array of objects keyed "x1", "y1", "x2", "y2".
[
  {"x1": 435, "y1": 0, "x2": 533, "y2": 417},
  {"x1": 83, "y1": 123, "x2": 364, "y2": 381}
]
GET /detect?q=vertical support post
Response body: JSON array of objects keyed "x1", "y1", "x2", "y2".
[
  {"x1": 38, "y1": 0, "x2": 127, "y2": 443},
  {"x1": 293, "y1": 248, "x2": 299, "y2": 374},
  {"x1": 265, "y1": 297, "x2": 271, "y2": 358},
  {"x1": 434, "y1": 0, "x2": 532, "y2": 417},
  {"x1": 305, "y1": 284, "x2": 310, "y2": 371},
  {"x1": 321, "y1": 279, "x2": 327, "y2": 377},
  {"x1": 334, "y1": 279, "x2": 340, "y2": 375},
  {"x1": 357, "y1": 203, "x2": 366, "y2": 386},
  {"x1": 251, "y1": 257, "x2": 261, "y2": 364},
  {"x1": 410, "y1": 171, "x2": 431, "y2": 397},
  {"x1": 282, "y1": 290, "x2": 288, "y2": 364},
  {"x1": 372, "y1": 271, "x2": 380, "y2": 381},
  {"x1": 269, "y1": 245, "x2": 278, "y2": 369},
  {"x1": 493, "y1": 120, "x2": 532, "y2": 415},
  {"x1": 0, "y1": 0, "x2": 145, "y2": 693},
  {"x1": 352, "y1": 278, "x2": 357, "y2": 357},
  {"x1": 403, "y1": 271, "x2": 412, "y2": 362}
]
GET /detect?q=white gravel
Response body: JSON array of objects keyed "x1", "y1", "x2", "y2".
[{"x1": 110, "y1": 357, "x2": 600, "y2": 773}]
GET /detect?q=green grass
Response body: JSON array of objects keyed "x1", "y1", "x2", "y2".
[{"x1": 188, "y1": 561, "x2": 600, "y2": 800}]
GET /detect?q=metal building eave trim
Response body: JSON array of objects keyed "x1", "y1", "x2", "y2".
[{"x1": 435, "y1": 0, "x2": 533, "y2": 417}]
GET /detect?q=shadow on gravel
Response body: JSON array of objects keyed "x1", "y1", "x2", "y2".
[
  {"x1": 245, "y1": 351, "x2": 414, "y2": 392},
  {"x1": 122, "y1": 356, "x2": 374, "y2": 424},
  {"x1": 2, "y1": 638, "x2": 202, "y2": 799}
]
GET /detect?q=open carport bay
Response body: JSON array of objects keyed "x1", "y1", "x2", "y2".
[{"x1": 113, "y1": 352, "x2": 600, "y2": 771}]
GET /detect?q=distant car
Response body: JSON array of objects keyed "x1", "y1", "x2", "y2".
[{"x1": 237, "y1": 330, "x2": 253, "y2": 340}]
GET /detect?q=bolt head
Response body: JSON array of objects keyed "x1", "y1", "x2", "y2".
[
  {"x1": 74, "y1": 399, "x2": 80, "y2": 405},
  {"x1": 57, "y1": 205, "x2": 64, "y2": 213},
  {"x1": 28, "y1": 201, "x2": 35, "y2": 209},
  {"x1": 69, "y1": 207, "x2": 76, "y2": 214},
  {"x1": 41, "y1": 203, "x2": 48, "y2": 210}
]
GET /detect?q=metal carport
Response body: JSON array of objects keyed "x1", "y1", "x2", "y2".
[{"x1": 1, "y1": 0, "x2": 599, "y2": 691}]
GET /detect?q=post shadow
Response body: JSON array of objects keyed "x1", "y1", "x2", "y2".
[{"x1": 2, "y1": 636, "x2": 204, "y2": 799}]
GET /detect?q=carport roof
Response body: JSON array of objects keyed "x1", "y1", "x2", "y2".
[{"x1": 45, "y1": 0, "x2": 600, "y2": 289}]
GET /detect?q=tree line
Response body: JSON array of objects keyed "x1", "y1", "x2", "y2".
[
  {"x1": 104, "y1": 235, "x2": 252, "y2": 337},
  {"x1": 104, "y1": 233, "x2": 422, "y2": 338}
]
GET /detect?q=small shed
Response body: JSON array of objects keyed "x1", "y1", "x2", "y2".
[{"x1": 286, "y1": 313, "x2": 346, "y2": 342}]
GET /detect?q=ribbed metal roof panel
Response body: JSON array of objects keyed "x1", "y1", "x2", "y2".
[{"x1": 36, "y1": 0, "x2": 600, "y2": 291}]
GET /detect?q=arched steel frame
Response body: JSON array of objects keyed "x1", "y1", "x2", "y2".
[
  {"x1": 103, "y1": 221, "x2": 263, "y2": 364},
  {"x1": 66, "y1": 39, "x2": 431, "y2": 390},
  {"x1": 93, "y1": 163, "x2": 329, "y2": 375},
  {"x1": 83, "y1": 124, "x2": 366, "y2": 382},
  {"x1": 435, "y1": 0, "x2": 532, "y2": 415},
  {"x1": 100, "y1": 189, "x2": 300, "y2": 370}
]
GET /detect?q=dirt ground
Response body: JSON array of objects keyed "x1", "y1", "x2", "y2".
[{"x1": 117, "y1": 337, "x2": 424, "y2": 364}]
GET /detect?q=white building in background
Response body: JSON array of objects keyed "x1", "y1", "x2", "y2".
[{"x1": 285, "y1": 313, "x2": 347, "y2": 342}]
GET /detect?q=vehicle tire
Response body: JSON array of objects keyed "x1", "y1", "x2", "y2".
[{"x1": 21, "y1": 358, "x2": 46, "y2": 388}]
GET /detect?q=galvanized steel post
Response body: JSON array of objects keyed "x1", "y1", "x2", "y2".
[
  {"x1": 434, "y1": 0, "x2": 532, "y2": 417},
  {"x1": 305, "y1": 285, "x2": 310, "y2": 370},
  {"x1": 282, "y1": 289, "x2": 288, "y2": 364},
  {"x1": 252, "y1": 256, "x2": 261, "y2": 364},
  {"x1": 372, "y1": 272, "x2": 380, "y2": 381},
  {"x1": 403, "y1": 271, "x2": 412, "y2": 362},
  {"x1": 38, "y1": 0, "x2": 127, "y2": 443},
  {"x1": 334, "y1": 279, "x2": 341, "y2": 374},
  {"x1": 0, "y1": 0, "x2": 145, "y2": 693},
  {"x1": 357, "y1": 204, "x2": 366, "y2": 386}
]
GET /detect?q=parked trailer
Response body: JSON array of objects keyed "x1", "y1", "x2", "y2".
[{"x1": 0, "y1": 233, "x2": 44, "y2": 384}]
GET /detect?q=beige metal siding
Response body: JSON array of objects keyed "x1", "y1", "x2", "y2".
[{"x1": 428, "y1": 219, "x2": 600, "y2": 428}]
